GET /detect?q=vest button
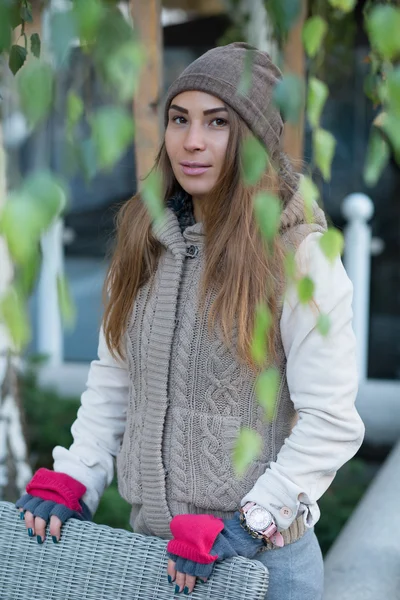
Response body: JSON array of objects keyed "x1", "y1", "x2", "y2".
[{"x1": 186, "y1": 245, "x2": 199, "y2": 258}]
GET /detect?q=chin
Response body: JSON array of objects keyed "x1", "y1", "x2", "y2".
[{"x1": 178, "y1": 179, "x2": 215, "y2": 198}]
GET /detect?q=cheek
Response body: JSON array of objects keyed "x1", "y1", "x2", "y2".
[{"x1": 213, "y1": 135, "x2": 230, "y2": 173}]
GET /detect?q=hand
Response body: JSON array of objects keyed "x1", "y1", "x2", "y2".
[
  {"x1": 166, "y1": 558, "x2": 207, "y2": 595},
  {"x1": 17, "y1": 494, "x2": 91, "y2": 544},
  {"x1": 15, "y1": 468, "x2": 91, "y2": 544},
  {"x1": 166, "y1": 512, "x2": 264, "y2": 592},
  {"x1": 17, "y1": 498, "x2": 63, "y2": 544}
]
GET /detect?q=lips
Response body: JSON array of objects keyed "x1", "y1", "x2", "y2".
[{"x1": 180, "y1": 161, "x2": 211, "y2": 176}]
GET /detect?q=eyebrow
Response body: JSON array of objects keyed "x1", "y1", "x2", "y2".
[{"x1": 169, "y1": 104, "x2": 228, "y2": 116}]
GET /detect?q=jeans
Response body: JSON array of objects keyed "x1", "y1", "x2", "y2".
[{"x1": 256, "y1": 528, "x2": 324, "y2": 600}]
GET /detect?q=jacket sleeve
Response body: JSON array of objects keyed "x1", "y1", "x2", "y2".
[
  {"x1": 52, "y1": 326, "x2": 129, "y2": 515},
  {"x1": 241, "y1": 231, "x2": 365, "y2": 530}
]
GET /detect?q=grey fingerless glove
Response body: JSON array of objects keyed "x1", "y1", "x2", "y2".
[{"x1": 16, "y1": 493, "x2": 92, "y2": 525}]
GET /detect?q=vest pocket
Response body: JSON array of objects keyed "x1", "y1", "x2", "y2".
[{"x1": 168, "y1": 407, "x2": 266, "y2": 512}]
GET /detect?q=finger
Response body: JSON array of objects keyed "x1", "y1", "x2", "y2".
[
  {"x1": 167, "y1": 558, "x2": 176, "y2": 584},
  {"x1": 34, "y1": 516, "x2": 47, "y2": 544},
  {"x1": 183, "y1": 574, "x2": 196, "y2": 595},
  {"x1": 174, "y1": 571, "x2": 186, "y2": 594},
  {"x1": 49, "y1": 515, "x2": 63, "y2": 544},
  {"x1": 24, "y1": 510, "x2": 35, "y2": 537},
  {"x1": 18, "y1": 508, "x2": 25, "y2": 521},
  {"x1": 198, "y1": 577, "x2": 208, "y2": 584}
]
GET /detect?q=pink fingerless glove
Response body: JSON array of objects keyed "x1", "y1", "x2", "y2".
[
  {"x1": 26, "y1": 468, "x2": 86, "y2": 513},
  {"x1": 167, "y1": 514, "x2": 224, "y2": 564}
]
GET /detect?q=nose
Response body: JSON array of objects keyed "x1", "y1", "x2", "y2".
[{"x1": 183, "y1": 122, "x2": 206, "y2": 153}]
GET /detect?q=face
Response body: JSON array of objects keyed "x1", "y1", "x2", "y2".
[{"x1": 165, "y1": 90, "x2": 230, "y2": 203}]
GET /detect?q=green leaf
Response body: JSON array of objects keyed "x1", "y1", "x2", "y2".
[
  {"x1": 366, "y1": 5, "x2": 400, "y2": 61},
  {"x1": 78, "y1": 138, "x2": 98, "y2": 181},
  {"x1": 16, "y1": 248, "x2": 41, "y2": 297},
  {"x1": 30, "y1": 33, "x2": 41, "y2": 58},
  {"x1": 57, "y1": 274, "x2": 76, "y2": 329},
  {"x1": 20, "y1": 2, "x2": 33, "y2": 23},
  {"x1": 307, "y1": 77, "x2": 329, "y2": 129},
  {"x1": 313, "y1": 128, "x2": 336, "y2": 181},
  {"x1": 104, "y1": 40, "x2": 144, "y2": 103},
  {"x1": 265, "y1": 0, "x2": 303, "y2": 37},
  {"x1": 302, "y1": 16, "x2": 327, "y2": 58},
  {"x1": 319, "y1": 228, "x2": 344, "y2": 263},
  {"x1": 241, "y1": 136, "x2": 269, "y2": 186},
  {"x1": 380, "y1": 112, "x2": 400, "y2": 162},
  {"x1": 317, "y1": 313, "x2": 331, "y2": 337},
  {"x1": 9, "y1": 3, "x2": 23, "y2": 29},
  {"x1": 141, "y1": 171, "x2": 164, "y2": 224},
  {"x1": 233, "y1": 428, "x2": 262, "y2": 477},
  {"x1": 251, "y1": 302, "x2": 272, "y2": 366},
  {"x1": 23, "y1": 171, "x2": 67, "y2": 227},
  {"x1": 0, "y1": 191, "x2": 43, "y2": 264},
  {"x1": 67, "y1": 91, "x2": 84, "y2": 136},
  {"x1": 299, "y1": 175, "x2": 320, "y2": 223},
  {"x1": 363, "y1": 130, "x2": 390, "y2": 187},
  {"x1": 50, "y1": 9, "x2": 77, "y2": 66},
  {"x1": 0, "y1": 287, "x2": 30, "y2": 349},
  {"x1": 0, "y1": 4, "x2": 12, "y2": 53},
  {"x1": 8, "y1": 44, "x2": 27, "y2": 75},
  {"x1": 20, "y1": 1, "x2": 33, "y2": 23},
  {"x1": 273, "y1": 75, "x2": 305, "y2": 125},
  {"x1": 16, "y1": 59, "x2": 53, "y2": 126},
  {"x1": 253, "y1": 191, "x2": 281, "y2": 241},
  {"x1": 328, "y1": 0, "x2": 356, "y2": 13},
  {"x1": 0, "y1": 172, "x2": 67, "y2": 265},
  {"x1": 73, "y1": 0, "x2": 104, "y2": 43},
  {"x1": 297, "y1": 276, "x2": 315, "y2": 304},
  {"x1": 387, "y1": 68, "x2": 400, "y2": 116},
  {"x1": 91, "y1": 106, "x2": 134, "y2": 169},
  {"x1": 256, "y1": 368, "x2": 279, "y2": 421}
]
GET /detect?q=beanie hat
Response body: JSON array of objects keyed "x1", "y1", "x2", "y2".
[{"x1": 164, "y1": 42, "x2": 284, "y2": 158}]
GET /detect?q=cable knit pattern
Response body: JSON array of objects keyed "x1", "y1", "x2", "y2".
[{"x1": 116, "y1": 186, "x2": 328, "y2": 541}]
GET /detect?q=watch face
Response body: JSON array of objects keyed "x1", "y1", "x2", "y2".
[{"x1": 246, "y1": 506, "x2": 273, "y2": 531}]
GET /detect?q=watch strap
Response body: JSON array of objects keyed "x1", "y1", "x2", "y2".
[{"x1": 241, "y1": 502, "x2": 285, "y2": 547}]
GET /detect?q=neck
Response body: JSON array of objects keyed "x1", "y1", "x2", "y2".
[{"x1": 192, "y1": 195, "x2": 204, "y2": 223}]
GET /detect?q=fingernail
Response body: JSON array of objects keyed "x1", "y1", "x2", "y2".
[
  {"x1": 174, "y1": 584, "x2": 180, "y2": 594},
  {"x1": 28, "y1": 528, "x2": 33, "y2": 537},
  {"x1": 36, "y1": 535, "x2": 43, "y2": 545},
  {"x1": 19, "y1": 512, "x2": 25, "y2": 520},
  {"x1": 52, "y1": 536, "x2": 58, "y2": 544},
  {"x1": 183, "y1": 587, "x2": 190, "y2": 595},
  {"x1": 168, "y1": 575, "x2": 172, "y2": 584}
]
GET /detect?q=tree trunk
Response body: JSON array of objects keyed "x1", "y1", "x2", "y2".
[
  {"x1": 0, "y1": 120, "x2": 32, "y2": 501},
  {"x1": 130, "y1": 0, "x2": 163, "y2": 185}
]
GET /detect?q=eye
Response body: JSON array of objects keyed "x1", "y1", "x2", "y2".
[
  {"x1": 171, "y1": 115, "x2": 187, "y2": 125},
  {"x1": 210, "y1": 117, "x2": 228, "y2": 127}
]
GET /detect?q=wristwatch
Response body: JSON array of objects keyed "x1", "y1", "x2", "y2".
[{"x1": 240, "y1": 502, "x2": 284, "y2": 547}]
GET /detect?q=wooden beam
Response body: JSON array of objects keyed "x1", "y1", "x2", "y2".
[
  {"x1": 282, "y1": 0, "x2": 307, "y2": 163},
  {"x1": 130, "y1": 0, "x2": 163, "y2": 185}
]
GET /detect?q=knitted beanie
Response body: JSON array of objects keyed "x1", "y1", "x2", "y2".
[{"x1": 164, "y1": 42, "x2": 284, "y2": 157}]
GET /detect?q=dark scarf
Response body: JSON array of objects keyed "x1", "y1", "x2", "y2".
[{"x1": 166, "y1": 189, "x2": 196, "y2": 233}]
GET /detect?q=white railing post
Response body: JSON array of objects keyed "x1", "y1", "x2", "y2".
[
  {"x1": 37, "y1": 219, "x2": 64, "y2": 366},
  {"x1": 342, "y1": 193, "x2": 374, "y2": 382}
]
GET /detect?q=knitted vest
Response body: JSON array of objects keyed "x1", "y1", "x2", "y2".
[{"x1": 116, "y1": 188, "x2": 327, "y2": 540}]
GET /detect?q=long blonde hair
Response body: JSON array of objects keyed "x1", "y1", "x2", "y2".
[{"x1": 103, "y1": 106, "x2": 297, "y2": 370}]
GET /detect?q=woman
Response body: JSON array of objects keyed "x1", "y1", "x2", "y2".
[{"x1": 16, "y1": 43, "x2": 364, "y2": 599}]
